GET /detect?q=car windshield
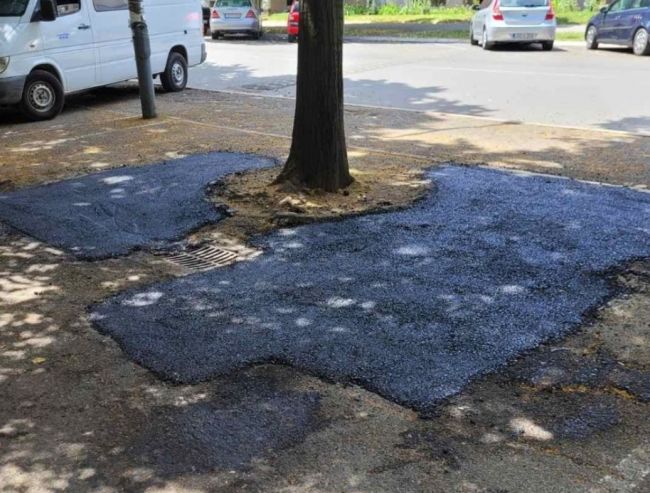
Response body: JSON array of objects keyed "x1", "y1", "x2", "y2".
[
  {"x1": 215, "y1": 0, "x2": 251, "y2": 7},
  {"x1": 0, "y1": 0, "x2": 30, "y2": 16},
  {"x1": 500, "y1": 0, "x2": 549, "y2": 6}
]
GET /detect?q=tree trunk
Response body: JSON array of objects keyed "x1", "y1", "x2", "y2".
[{"x1": 274, "y1": 0, "x2": 353, "y2": 192}]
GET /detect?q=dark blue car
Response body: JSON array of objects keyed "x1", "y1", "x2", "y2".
[{"x1": 585, "y1": 0, "x2": 650, "y2": 55}]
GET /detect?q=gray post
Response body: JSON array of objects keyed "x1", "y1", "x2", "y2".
[{"x1": 128, "y1": 0, "x2": 157, "y2": 119}]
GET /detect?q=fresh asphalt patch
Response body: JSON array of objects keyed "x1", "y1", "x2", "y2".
[
  {"x1": 131, "y1": 376, "x2": 320, "y2": 475},
  {"x1": 0, "y1": 152, "x2": 275, "y2": 260},
  {"x1": 91, "y1": 166, "x2": 650, "y2": 413}
]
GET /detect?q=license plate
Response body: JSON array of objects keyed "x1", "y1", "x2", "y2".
[
  {"x1": 512, "y1": 33, "x2": 536, "y2": 40},
  {"x1": 225, "y1": 13, "x2": 241, "y2": 19}
]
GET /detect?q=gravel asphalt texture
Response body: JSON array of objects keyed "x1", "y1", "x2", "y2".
[
  {"x1": 91, "y1": 165, "x2": 650, "y2": 412},
  {"x1": 0, "y1": 152, "x2": 274, "y2": 260}
]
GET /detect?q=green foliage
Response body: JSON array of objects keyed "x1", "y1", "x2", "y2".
[{"x1": 344, "y1": 4, "x2": 372, "y2": 15}]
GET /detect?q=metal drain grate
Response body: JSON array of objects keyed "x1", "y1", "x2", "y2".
[{"x1": 165, "y1": 245, "x2": 241, "y2": 272}]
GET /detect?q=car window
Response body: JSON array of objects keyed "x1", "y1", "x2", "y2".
[
  {"x1": 215, "y1": 0, "x2": 252, "y2": 7},
  {"x1": 608, "y1": 0, "x2": 629, "y2": 11},
  {"x1": 500, "y1": 0, "x2": 549, "y2": 6}
]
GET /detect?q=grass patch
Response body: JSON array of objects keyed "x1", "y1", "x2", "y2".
[
  {"x1": 265, "y1": 7, "x2": 597, "y2": 27},
  {"x1": 265, "y1": 25, "x2": 586, "y2": 42}
]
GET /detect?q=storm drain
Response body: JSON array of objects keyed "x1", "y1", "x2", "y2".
[{"x1": 165, "y1": 245, "x2": 241, "y2": 272}]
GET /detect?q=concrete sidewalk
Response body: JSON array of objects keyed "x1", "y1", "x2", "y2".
[
  {"x1": 1, "y1": 86, "x2": 648, "y2": 190},
  {"x1": 1, "y1": 87, "x2": 649, "y2": 493}
]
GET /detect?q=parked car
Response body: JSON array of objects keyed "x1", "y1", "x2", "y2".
[
  {"x1": 287, "y1": 0, "x2": 299, "y2": 42},
  {"x1": 470, "y1": 0, "x2": 556, "y2": 51},
  {"x1": 210, "y1": 0, "x2": 262, "y2": 39},
  {"x1": 0, "y1": 0, "x2": 206, "y2": 121},
  {"x1": 585, "y1": 0, "x2": 650, "y2": 56}
]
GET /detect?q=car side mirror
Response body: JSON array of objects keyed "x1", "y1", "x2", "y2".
[
  {"x1": 600, "y1": 6, "x2": 608, "y2": 13},
  {"x1": 472, "y1": 4, "x2": 481, "y2": 10},
  {"x1": 39, "y1": 0, "x2": 58, "y2": 22}
]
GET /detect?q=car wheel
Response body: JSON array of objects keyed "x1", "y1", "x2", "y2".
[
  {"x1": 541, "y1": 41, "x2": 554, "y2": 51},
  {"x1": 633, "y1": 28, "x2": 650, "y2": 56},
  {"x1": 482, "y1": 29, "x2": 493, "y2": 50},
  {"x1": 470, "y1": 25, "x2": 479, "y2": 46},
  {"x1": 211, "y1": 31, "x2": 220, "y2": 40},
  {"x1": 288, "y1": 34, "x2": 297, "y2": 43},
  {"x1": 160, "y1": 52, "x2": 188, "y2": 92},
  {"x1": 20, "y1": 69, "x2": 64, "y2": 121},
  {"x1": 586, "y1": 25, "x2": 599, "y2": 50},
  {"x1": 253, "y1": 30, "x2": 262, "y2": 40}
]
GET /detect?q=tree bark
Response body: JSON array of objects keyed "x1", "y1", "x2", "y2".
[{"x1": 274, "y1": 0, "x2": 353, "y2": 192}]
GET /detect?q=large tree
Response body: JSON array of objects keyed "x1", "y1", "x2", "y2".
[{"x1": 275, "y1": 0, "x2": 353, "y2": 192}]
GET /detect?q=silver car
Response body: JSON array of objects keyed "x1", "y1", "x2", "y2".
[
  {"x1": 210, "y1": 0, "x2": 263, "y2": 40},
  {"x1": 470, "y1": 0, "x2": 557, "y2": 51}
]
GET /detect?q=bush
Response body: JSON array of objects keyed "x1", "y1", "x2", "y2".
[{"x1": 344, "y1": 5, "x2": 372, "y2": 15}]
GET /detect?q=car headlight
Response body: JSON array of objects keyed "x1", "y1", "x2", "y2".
[{"x1": 0, "y1": 57, "x2": 9, "y2": 74}]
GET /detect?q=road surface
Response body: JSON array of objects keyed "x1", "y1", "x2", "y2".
[{"x1": 189, "y1": 38, "x2": 650, "y2": 135}]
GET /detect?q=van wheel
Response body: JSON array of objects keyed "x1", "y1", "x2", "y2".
[
  {"x1": 633, "y1": 28, "x2": 650, "y2": 56},
  {"x1": 288, "y1": 34, "x2": 297, "y2": 43},
  {"x1": 20, "y1": 70, "x2": 64, "y2": 121},
  {"x1": 160, "y1": 52, "x2": 188, "y2": 92}
]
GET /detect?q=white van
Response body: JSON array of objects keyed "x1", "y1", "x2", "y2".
[{"x1": 0, "y1": 0, "x2": 206, "y2": 120}]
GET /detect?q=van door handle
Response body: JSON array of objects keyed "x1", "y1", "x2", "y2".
[{"x1": 78, "y1": 24, "x2": 91, "y2": 30}]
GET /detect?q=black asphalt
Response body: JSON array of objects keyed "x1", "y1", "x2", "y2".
[
  {"x1": 0, "y1": 152, "x2": 274, "y2": 259},
  {"x1": 131, "y1": 375, "x2": 320, "y2": 475},
  {"x1": 91, "y1": 166, "x2": 650, "y2": 412}
]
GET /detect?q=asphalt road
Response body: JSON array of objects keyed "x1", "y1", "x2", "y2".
[{"x1": 189, "y1": 38, "x2": 650, "y2": 135}]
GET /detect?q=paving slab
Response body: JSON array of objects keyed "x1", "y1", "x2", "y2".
[
  {"x1": 0, "y1": 152, "x2": 275, "y2": 260},
  {"x1": 91, "y1": 166, "x2": 650, "y2": 413}
]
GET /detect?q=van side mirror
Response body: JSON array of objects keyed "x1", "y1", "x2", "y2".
[
  {"x1": 472, "y1": 4, "x2": 481, "y2": 10},
  {"x1": 39, "y1": 0, "x2": 58, "y2": 22}
]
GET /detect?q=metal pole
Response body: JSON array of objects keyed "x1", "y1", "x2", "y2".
[{"x1": 128, "y1": 0, "x2": 157, "y2": 119}]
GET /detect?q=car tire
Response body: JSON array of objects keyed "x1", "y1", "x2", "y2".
[
  {"x1": 470, "y1": 25, "x2": 479, "y2": 46},
  {"x1": 586, "y1": 25, "x2": 599, "y2": 50},
  {"x1": 211, "y1": 31, "x2": 220, "y2": 40},
  {"x1": 253, "y1": 30, "x2": 262, "y2": 40},
  {"x1": 632, "y1": 28, "x2": 650, "y2": 56},
  {"x1": 160, "y1": 52, "x2": 188, "y2": 92},
  {"x1": 20, "y1": 69, "x2": 65, "y2": 121},
  {"x1": 288, "y1": 34, "x2": 297, "y2": 43},
  {"x1": 482, "y1": 29, "x2": 493, "y2": 50},
  {"x1": 541, "y1": 41, "x2": 554, "y2": 51}
]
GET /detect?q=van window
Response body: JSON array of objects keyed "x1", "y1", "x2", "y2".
[
  {"x1": 93, "y1": 0, "x2": 128, "y2": 11},
  {"x1": 56, "y1": 0, "x2": 81, "y2": 16},
  {"x1": 0, "y1": 0, "x2": 30, "y2": 16}
]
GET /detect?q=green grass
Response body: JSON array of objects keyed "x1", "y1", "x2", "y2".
[
  {"x1": 265, "y1": 7, "x2": 597, "y2": 26},
  {"x1": 343, "y1": 28, "x2": 585, "y2": 41},
  {"x1": 264, "y1": 25, "x2": 585, "y2": 42}
]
